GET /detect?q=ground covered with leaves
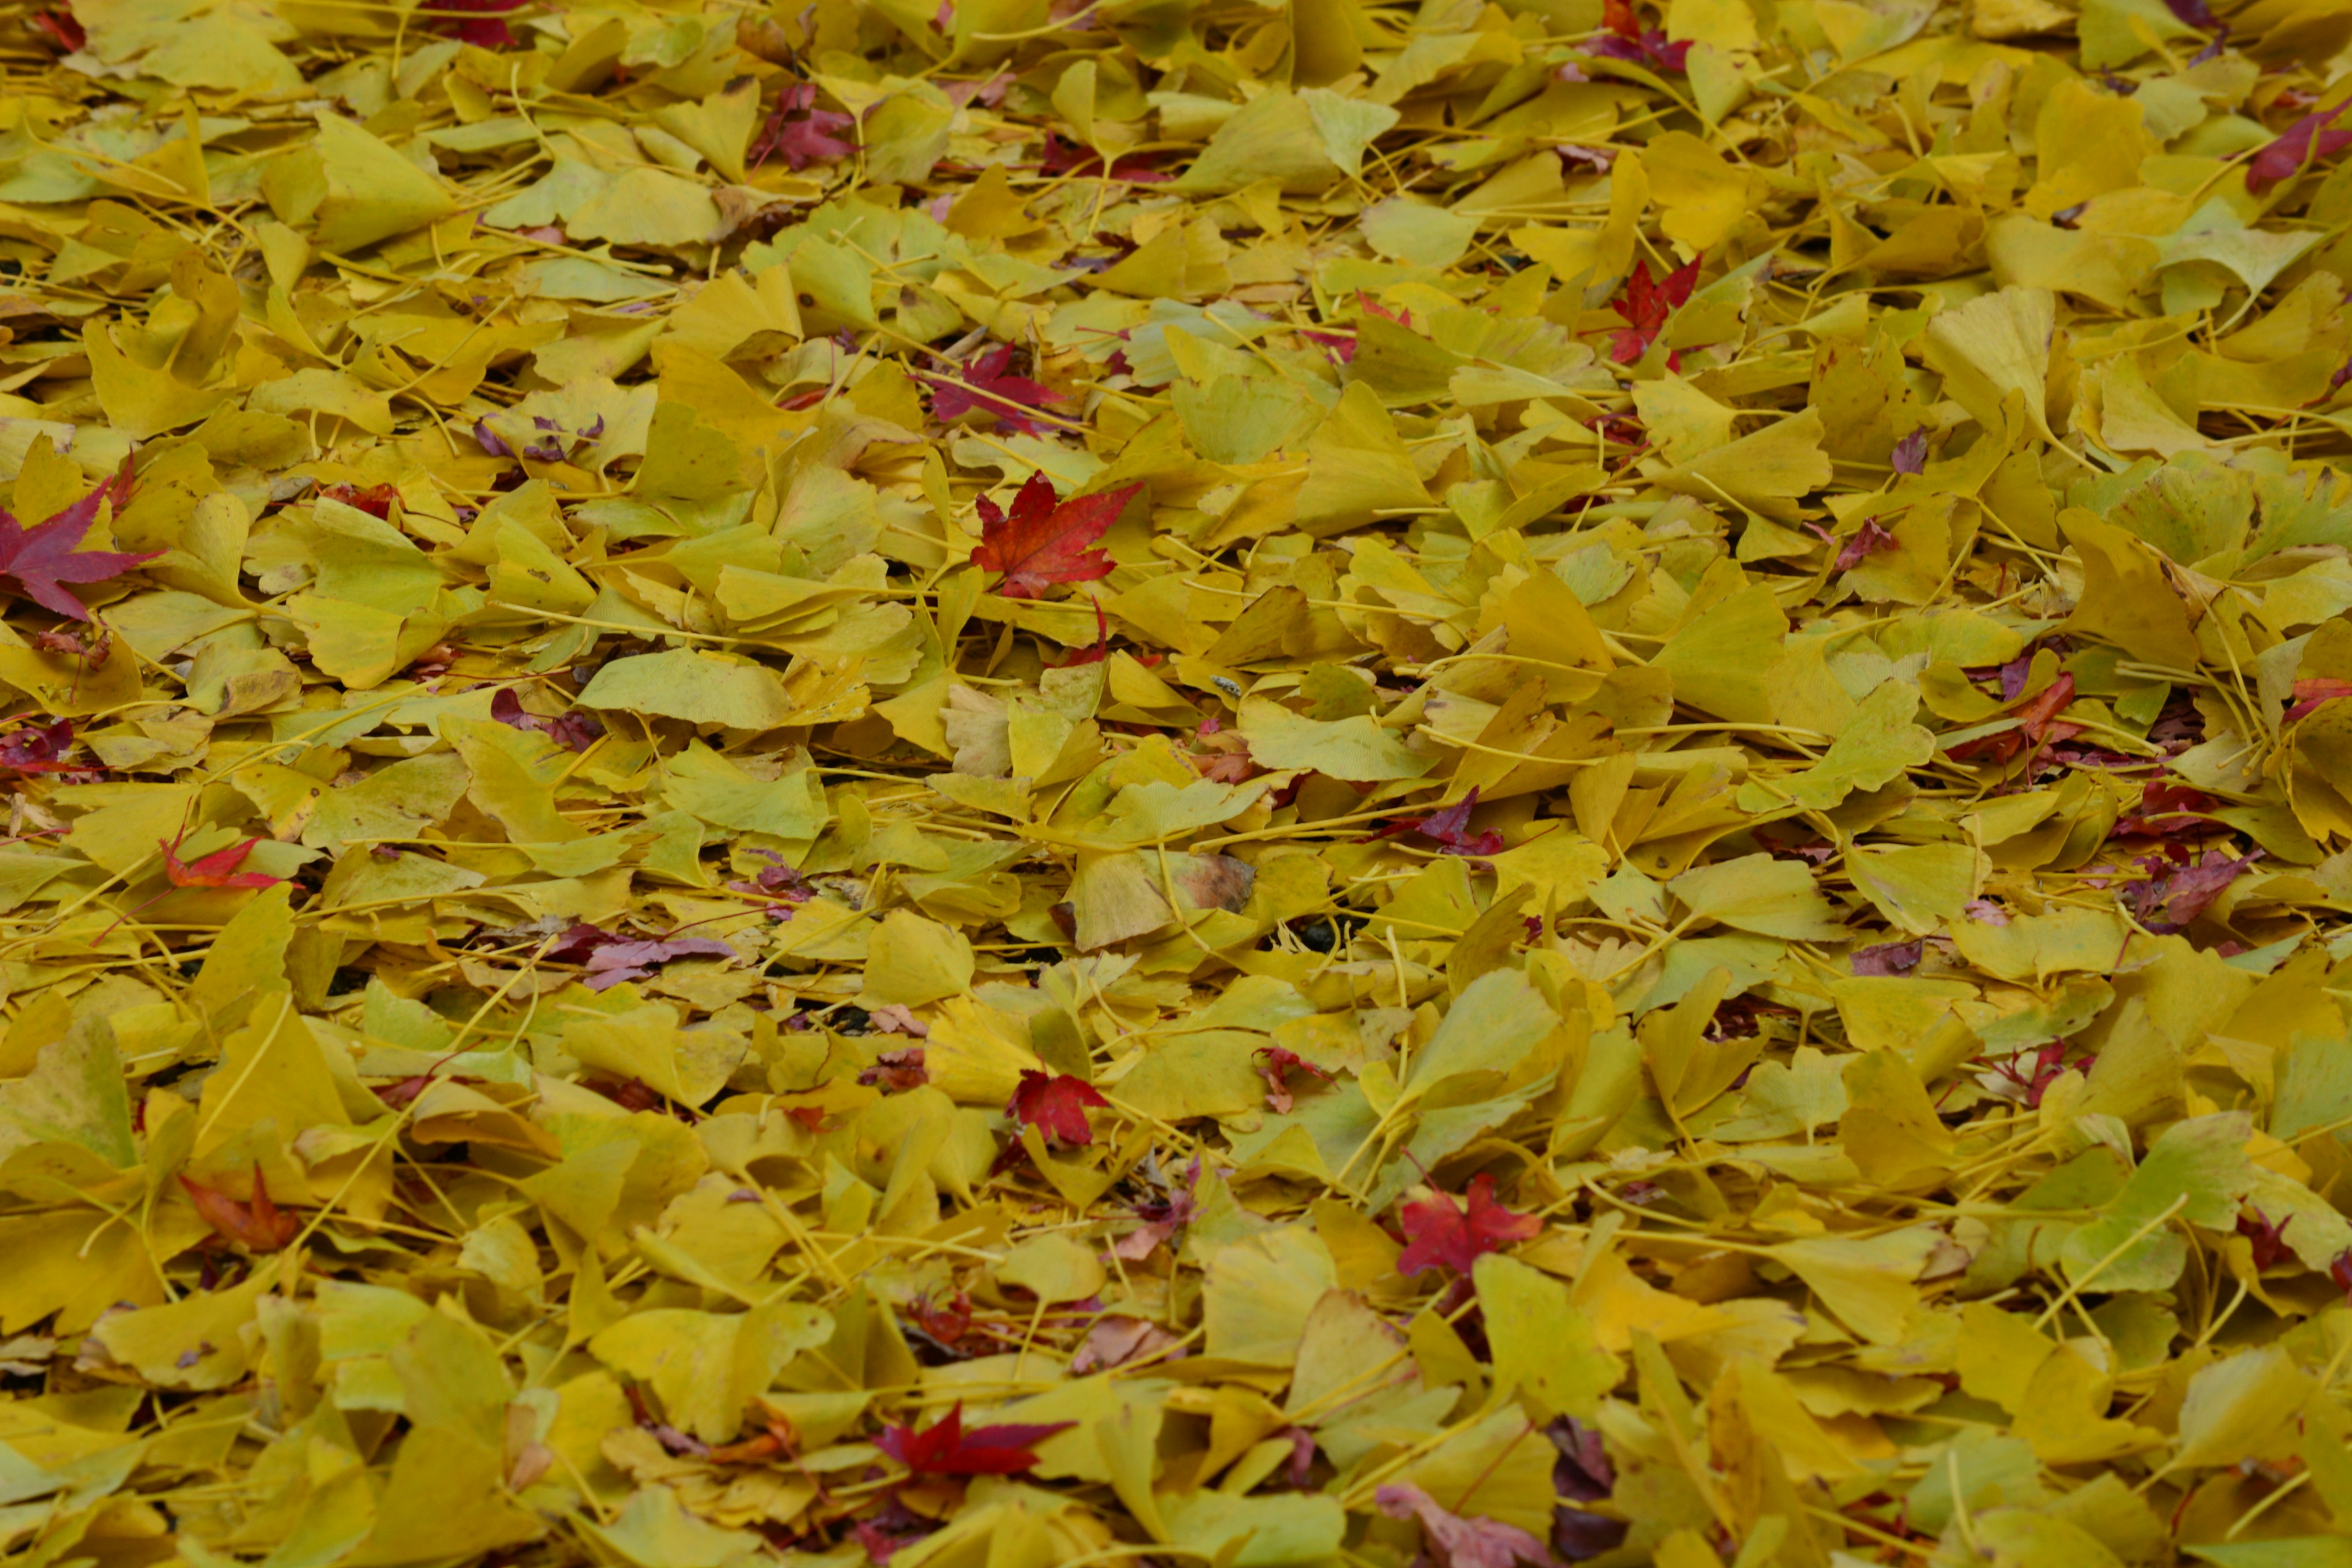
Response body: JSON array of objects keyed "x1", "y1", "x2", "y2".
[{"x1": 7, "y1": 0, "x2": 2352, "y2": 1564}]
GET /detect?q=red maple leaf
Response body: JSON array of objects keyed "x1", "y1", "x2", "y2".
[
  {"x1": 874, "y1": 1403, "x2": 1074, "y2": 1476},
  {"x1": 752, "y1": 83, "x2": 858, "y2": 172},
  {"x1": 1890, "y1": 429, "x2": 1929, "y2": 474},
  {"x1": 1834, "y1": 518, "x2": 1901, "y2": 570},
  {"x1": 726, "y1": 850, "x2": 813, "y2": 908},
  {"x1": 2286, "y1": 676, "x2": 2352, "y2": 723},
  {"x1": 0, "y1": 456, "x2": 155, "y2": 622},
  {"x1": 1850, "y1": 939, "x2": 1922, "y2": 976},
  {"x1": 179, "y1": 1164, "x2": 301, "y2": 1251},
  {"x1": 1253, "y1": 1047, "x2": 1332, "y2": 1114},
  {"x1": 970, "y1": 473, "x2": 1137, "y2": 599},
  {"x1": 2248, "y1": 100, "x2": 2352, "y2": 194},
  {"x1": 29, "y1": 3, "x2": 83, "y2": 50},
  {"x1": 1376, "y1": 1483, "x2": 1555, "y2": 1568},
  {"x1": 1039, "y1": 133, "x2": 1169, "y2": 183},
  {"x1": 160, "y1": 833, "x2": 282, "y2": 889},
  {"x1": 1049, "y1": 601, "x2": 1114, "y2": 668},
  {"x1": 2122, "y1": 846, "x2": 2258, "y2": 933},
  {"x1": 2011, "y1": 671, "x2": 2079, "y2": 736},
  {"x1": 1396, "y1": 1173, "x2": 1541, "y2": 1278},
  {"x1": 851, "y1": 1501, "x2": 938, "y2": 1564},
  {"x1": 1589, "y1": 0, "x2": 1691, "y2": 72},
  {"x1": 546, "y1": 922, "x2": 737, "y2": 992},
  {"x1": 491, "y1": 687, "x2": 604, "y2": 753},
  {"x1": 1606, "y1": 255, "x2": 1701, "y2": 364},
  {"x1": 1301, "y1": 328, "x2": 1352, "y2": 364},
  {"x1": 427, "y1": 0, "x2": 526, "y2": 47},
  {"x1": 0, "y1": 719, "x2": 80, "y2": 775},
  {"x1": 858, "y1": 1046, "x2": 929, "y2": 1093},
  {"x1": 905, "y1": 1290, "x2": 975, "y2": 1349},
  {"x1": 1304, "y1": 293, "x2": 1412, "y2": 365},
  {"x1": 927, "y1": 344, "x2": 1067, "y2": 435},
  {"x1": 318, "y1": 481, "x2": 399, "y2": 518},
  {"x1": 2111, "y1": 782, "x2": 2217, "y2": 840},
  {"x1": 1374, "y1": 788, "x2": 1504, "y2": 857},
  {"x1": 2237, "y1": 1208, "x2": 2294, "y2": 1271},
  {"x1": 1008, "y1": 1069, "x2": 1110, "y2": 1145},
  {"x1": 1948, "y1": 671, "x2": 2081, "y2": 766},
  {"x1": 372, "y1": 1046, "x2": 478, "y2": 1110},
  {"x1": 1981, "y1": 1039, "x2": 2089, "y2": 1109}
]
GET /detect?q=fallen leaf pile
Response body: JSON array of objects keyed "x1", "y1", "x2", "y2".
[{"x1": 7, "y1": 0, "x2": 2352, "y2": 1561}]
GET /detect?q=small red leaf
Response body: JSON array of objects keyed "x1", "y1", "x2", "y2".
[
  {"x1": 1039, "y1": 133, "x2": 1168, "y2": 183},
  {"x1": 1049, "y1": 601, "x2": 1114, "y2": 667},
  {"x1": 2111, "y1": 782, "x2": 2217, "y2": 840},
  {"x1": 1834, "y1": 518, "x2": 1900, "y2": 571},
  {"x1": 2237, "y1": 1208, "x2": 2294, "y2": 1272},
  {"x1": 1948, "y1": 671, "x2": 2082, "y2": 766},
  {"x1": 319, "y1": 481, "x2": 400, "y2": 518},
  {"x1": 179, "y1": 1164, "x2": 301, "y2": 1251},
  {"x1": 1850, "y1": 939, "x2": 1923, "y2": 976},
  {"x1": 29, "y1": 4, "x2": 84, "y2": 51},
  {"x1": 2286, "y1": 676, "x2": 2352, "y2": 723},
  {"x1": 927, "y1": 344, "x2": 1066, "y2": 435},
  {"x1": 2011, "y1": 671, "x2": 2078, "y2": 740},
  {"x1": 491, "y1": 687, "x2": 603, "y2": 752},
  {"x1": 1376, "y1": 1482, "x2": 1555, "y2": 1568},
  {"x1": 545, "y1": 921, "x2": 738, "y2": 992},
  {"x1": 1008, "y1": 1069, "x2": 1110, "y2": 1146},
  {"x1": 875, "y1": 1403, "x2": 1074, "y2": 1476},
  {"x1": 751, "y1": 82, "x2": 858, "y2": 172},
  {"x1": 970, "y1": 473, "x2": 1139, "y2": 598},
  {"x1": 427, "y1": 0, "x2": 524, "y2": 47},
  {"x1": 1253, "y1": 1047, "x2": 1333, "y2": 1114},
  {"x1": 1396, "y1": 1173, "x2": 1540, "y2": 1278},
  {"x1": 1373, "y1": 788, "x2": 1505, "y2": 857},
  {"x1": 0, "y1": 455, "x2": 156, "y2": 622},
  {"x1": 0, "y1": 718, "x2": 80, "y2": 775},
  {"x1": 859, "y1": 1046, "x2": 929, "y2": 1093},
  {"x1": 160, "y1": 833, "x2": 282, "y2": 889},
  {"x1": 2120, "y1": 846, "x2": 2258, "y2": 933},
  {"x1": 1605, "y1": 254, "x2": 1701, "y2": 364},
  {"x1": 2247, "y1": 100, "x2": 2352, "y2": 194},
  {"x1": 1980, "y1": 1039, "x2": 2089, "y2": 1109},
  {"x1": 1589, "y1": 0, "x2": 1691, "y2": 72}
]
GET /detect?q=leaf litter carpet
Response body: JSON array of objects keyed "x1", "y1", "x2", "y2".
[{"x1": 3, "y1": 0, "x2": 2352, "y2": 1564}]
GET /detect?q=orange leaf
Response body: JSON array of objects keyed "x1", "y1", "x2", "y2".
[{"x1": 179, "y1": 1164, "x2": 301, "y2": 1251}]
